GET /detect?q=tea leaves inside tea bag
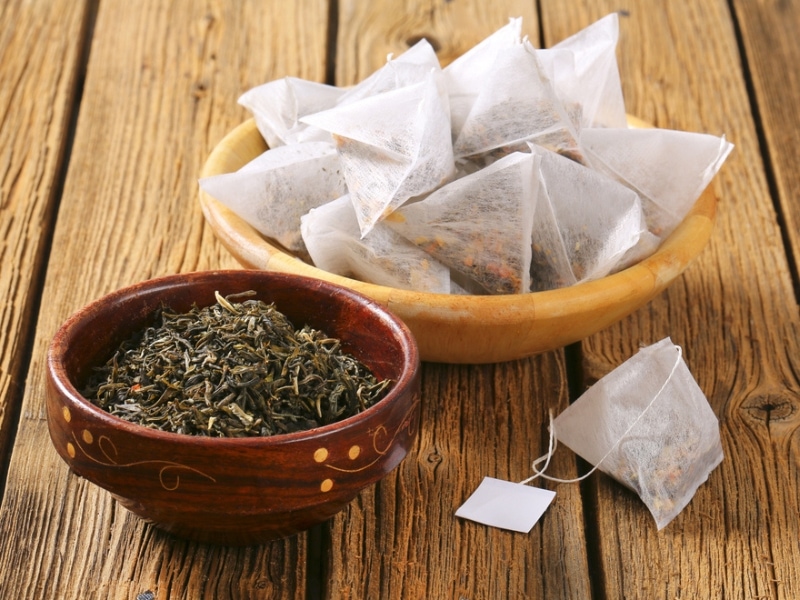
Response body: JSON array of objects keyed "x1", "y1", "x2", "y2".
[
  {"x1": 301, "y1": 195, "x2": 456, "y2": 293},
  {"x1": 301, "y1": 70, "x2": 455, "y2": 236},
  {"x1": 552, "y1": 338, "x2": 724, "y2": 529},
  {"x1": 387, "y1": 151, "x2": 538, "y2": 294},
  {"x1": 198, "y1": 142, "x2": 347, "y2": 259}
]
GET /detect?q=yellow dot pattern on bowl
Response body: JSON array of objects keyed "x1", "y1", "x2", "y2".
[
  {"x1": 66, "y1": 443, "x2": 76, "y2": 458},
  {"x1": 82, "y1": 430, "x2": 93, "y2": 444},
  {"x1": 315, "y1": 444, "x2": 366, "y2": 493},
  {"x1": 62, "y1": 407, "x2": 71, "y2": 422}
]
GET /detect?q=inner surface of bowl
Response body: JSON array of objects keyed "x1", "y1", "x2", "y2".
[
  {"x1": 60, "y1": 270, "x2": 409, "y2": 389},
  {"x1": 199, "y1": 118, "x2": 718, "y2": 363},
  {"x1": 46, "y1": 270, "x2": 421, "y2": 545}
]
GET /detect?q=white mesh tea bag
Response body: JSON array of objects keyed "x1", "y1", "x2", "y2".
[
  {"x1": 581, "y1": 127, "x2": 734, "y2": 238},
  {"x1": 386, "y1": 151, "x2": 538, "y2": 294},
  {"x1": 453, "y1": 39, "x2": 582, "y2": 163},
  {"x1": 529, "y1": 144, "x2": 644, "y2": 291},
  {"x1": 443, "y1": 18, "x2": 522, "y2": 139},
  {"x1": 199, "y1": 142, "x2": 346, "y2": 259},
  {"x1": 551, "y1": 338, "x2": 724, "y2": 530},
  {"x1": 538, "y1": 13, "x2": 627, "y2": 129},
  {"x1": 300, "y1": 195, "x2": 456, "y2": 293},
  {"x1": 238, "y1": 77, "x2": 345, "y2": 148},
  {"x1": 301, "y1": 70, "x2": 455, "y2": 237},
  {"x1": 337, "y1": 38, "x2": 442, "y2": 106}
]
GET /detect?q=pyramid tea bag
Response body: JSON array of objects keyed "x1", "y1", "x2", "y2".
[
  {"x1": 386, "y1": 151, "x2": 538, "y2": 294},
  {"x1": 613, "y1": 228, "x2": 662, "y2": 272},
  {"x1": 443, "y1": 18, "x2": 522, "y2": 139},
  {"x1": 453, "y1": 39, "x2": 582, "y2": 162},
  {"x1": 302, "y1": 70, "x2": 455, "y2": 236},
  {"x1": 238, "y1": 77, "x2": 345, "y2": 148},
  {"x1": 199, "y1": 141, "x2": 346, "y2": 258},
  {"x1": 538, "y1": 13, "x2": 627, "y2": 129},
  {"x1": 552, "y1": 337, "x2": 724, "y2": 530},
  {"x1": 581, "y1": 127, "x2": 734, "y2": 239},
  {"x1": 300, "y1": 195, "x2": 458, "y2": 293},
  {"x1": 337, "y1": 38, "x2": 442, "y2": 106},
  {"x1": 529, "y1": 144, "x2": 644, "y2": 291},
  {"x1": 237, "y1": 40, "x2": 440, "y2": 148}
]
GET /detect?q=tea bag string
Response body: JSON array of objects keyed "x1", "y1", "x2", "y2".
[{"x1": 520, "y1": 345, "x2": 683, "y2": 486}]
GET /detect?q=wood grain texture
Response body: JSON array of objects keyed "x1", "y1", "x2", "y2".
[
  {"x1": 3, "y1": 1, "x2": 799, "y2": 599},
  {"x1": 733, "y1": 0, "x2": 800, "y2": 281},
  {"x1": 334, "y1": 0, "x2": 539, "y2": 83},
  {"x1": 0, "y1": 1, "x2": 328, "y2": 598},
  {"x1": 0, "y1": 0, "x2": 88, "y2": 481},
  {"x1": 543, "y1": 1, "x2": 800, "y2": 598}
]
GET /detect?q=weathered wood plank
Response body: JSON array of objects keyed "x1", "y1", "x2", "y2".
[
  {"x1": 733, "y1": 0, "x2": 800, "y2": 286},
  {"x1": 326, "y1": 5, "x2": 593, "y2": 598},
  {"x1": 5, "y1": 1, "x2": 797, "y2": 599},
  {"x1": 327, "y1": 355, "x2": 592, "y2": 599},
  {"x1": 333, "y1": 0, "x2": 537, "y2": 79},
  {"x1": 542, "y1": 1, "x2": 800, "y2": 598},
  {"x1": 0, "y1": 1, "x2": 329, "y2": 597},
  {"x1": 0, "y1": 0, "x2": 88, "y2": 484}
]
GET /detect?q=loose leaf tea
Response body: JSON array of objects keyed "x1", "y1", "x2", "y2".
[{"x1": 82, "y1": 291, "x2": 392, "y2": 437}]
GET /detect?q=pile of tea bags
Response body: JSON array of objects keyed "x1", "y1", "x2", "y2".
[{"x1": 200, "y1": 14, "x2": 733, "y2": 295}]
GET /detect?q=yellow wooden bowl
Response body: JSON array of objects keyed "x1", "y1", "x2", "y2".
[{"x1": 199, "y1": 118, "x2": 716, "y2": 363}]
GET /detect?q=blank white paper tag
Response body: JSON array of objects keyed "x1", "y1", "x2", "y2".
[{"x1": 455, "y1": 477, "x2": 556, "y2": 533}]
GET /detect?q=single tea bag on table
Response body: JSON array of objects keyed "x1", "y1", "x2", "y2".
[
  {"x1": 302, "y1": 70, "x2": 455, "y2": 236},
  {"x1": 552, "y1": 337, "x2": 724, "y2": 530},
  {"x1": 300, "y1": 195, "x2": 459, "y2": 294},
  {"x1": 386, "y1": 151, "x2": 539, "y2": 294},
  {"x1": 528, "y1": 144, "x2": 644, "y2": 291},
  {"x1": 238, "y1": 77, "x2": 345, "y2": 147},
  {"x1": 198, "y1": 141, "x2": 347, "y2": 259}
]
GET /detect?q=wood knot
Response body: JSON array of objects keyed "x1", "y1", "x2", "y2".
[
  {"x1": 419, "y1": 449, "x2": 444, "y2": 475},
  {"x1": 741, "y1": 390, "x2": 799, "y2": 423},
  {"x1": 192, "y1": 80, "x2": 209, "y2": 100},
  {"x1": 426, "y1": 451, "x2": 442, "y2": 464}
]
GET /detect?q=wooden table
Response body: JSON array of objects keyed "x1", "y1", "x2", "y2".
[{"x1": 1, "y1": 1, "x2": 798, "y2": 598}]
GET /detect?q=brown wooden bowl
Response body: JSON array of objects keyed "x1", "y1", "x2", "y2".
[
  {"x1": 199, "y1": 118, "x2": 717, "y2": 364},
  {"x1": 46, "y1": 270, "x2": 421, "y2": 545}
]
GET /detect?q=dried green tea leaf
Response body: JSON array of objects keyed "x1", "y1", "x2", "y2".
[{"x1": 82, "y1": 291, "x2": 392, "y2": 437}]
